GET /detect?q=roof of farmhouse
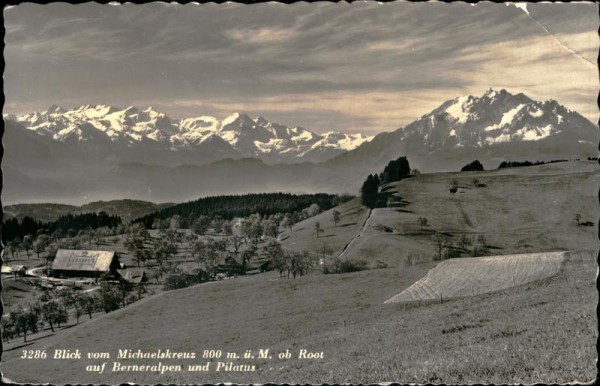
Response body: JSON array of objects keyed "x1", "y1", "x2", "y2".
[{"x1": 52, "y1": 249, "x2": 118, "y2": 272}]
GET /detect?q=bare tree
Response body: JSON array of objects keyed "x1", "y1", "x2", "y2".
[
  {"x1": 228, "y1": 236, "x2": 244, "y2": 256},
  {"x1": 280, "y1": 213, "x2": 293, "y2": 232},
  {"x1": 432, "y1": 232, "x2": 451, "y2": 261},
  {"x1": 457, "y1": 235, "x2": 472, "y2": 252},
  {"x1": 265, "y1": 241, "x2": 286, "y2": 279},
  {"x1": 331, "y1": 210, "x2": 341, "y2": 227},
  {"x1": 22, "y1": 235, "x2": 33, "y2": 260},
  {"x1": 314, "y1": 222, "x2": 323, "y2": 238},
  {"x1": 32, "y1": 235, "x2": 50, "y2": 259}
]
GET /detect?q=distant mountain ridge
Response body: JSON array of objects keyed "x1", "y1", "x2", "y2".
[
  {"x1": 326, "y1": 88, "x2": 598, "y2": 171},
  {"x1": 3, "y1": 199, "x2": 173, "y2": 223},
  {"x1": 3, "y1": 88, "x2": 596, "y2": 204},
  {"x1": 5, "y1": 106, "x2": 372, "y2": 164}
]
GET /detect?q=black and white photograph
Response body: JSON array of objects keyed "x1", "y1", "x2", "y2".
[{"x1": 0, "y1": 1, "x2": 598, "y2": 384}]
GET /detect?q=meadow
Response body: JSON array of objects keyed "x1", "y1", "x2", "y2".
[{"x1": 340, "y1": 160, "x2": 599, "y2": 266}]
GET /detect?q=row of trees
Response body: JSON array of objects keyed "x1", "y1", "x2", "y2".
[
  {"x1": 149, "y1": 203, "x2": 326, "y2": 239},
  {"x1": 2, "y1": 211, "x2": 122, "y2": 244},
  {"x1": 432, "y1": 233, "x2": 489, "y2": 261},
  {"x1": 3, "y1": 280, "x2": 144, "y2": 343},
  {"x1": 263, "y1": 241, "x2": 313, "y2": 279},
  {"x1": 3, "y1": 223, "x2": 132, "y2": 263},
  {"x1": 135, "y1": 193, "x2": 345, "y2": 228},
  {"x1": 3, "y1": 226, "x2": 122, "y2": 263},
  {"x1": 497, "y1": 159, "x2": 568, "y2": 169}
]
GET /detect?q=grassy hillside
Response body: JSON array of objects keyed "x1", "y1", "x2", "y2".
[
  {"x1": 278, "y1": 198, "x2": 369, "y2": 256},
  {"x1": 2, "y1": 251, "x2": 595, "y2": 384},
  {"x1": 342, "y1": 160, "x2": 598, "y2": 266}
]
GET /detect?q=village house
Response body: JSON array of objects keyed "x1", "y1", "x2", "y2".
[
  {"x1": 216, "y1": 255, "x2": 244, "y2": 276},
  {"x1": 51, "y1": 249, "x2": 122, "y2": 278},
  {"x1": 116, "y1": 268, "x2": 148, "y2": 284}
]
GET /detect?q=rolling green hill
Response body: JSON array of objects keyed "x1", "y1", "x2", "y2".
[{"x1": 339, "y1": 160, "x2": 598, "y2": 266}]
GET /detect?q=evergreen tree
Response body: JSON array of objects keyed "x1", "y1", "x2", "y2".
[
  {"x1": 380, "y1": 156, "x2": 411, "y2": 184},
  {"x1": 461, "y1": 160, "x2": 484, "y2": 171},
  {"x1": 360, "y1": 174, "x2": 380, "y2": 209}
]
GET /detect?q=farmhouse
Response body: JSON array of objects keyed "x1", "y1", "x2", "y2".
[
  {"x1": 116, "y1": 268, "x2": 148, "y2": 284},
  {"x1": 216, "y1": 256, "x2": 244, "y2": 276},
  {"x1": 51, "y1": 249, "x2": 122, "y2": 278}
]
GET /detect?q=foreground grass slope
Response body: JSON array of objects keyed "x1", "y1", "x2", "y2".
[{"x1": 3, "y1": 251, "x2": 595, "y2": 384}]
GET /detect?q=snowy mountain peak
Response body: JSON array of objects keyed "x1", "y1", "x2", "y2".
[
  {"x1": 222, "y1": 112, "x2": 255, "y2": 129},
  {"x1": 401, "y1": 89, "x2": 596, "y2": 150},
  {"x1": 254, "y1": 116, "x2": 269, "y2": 126},
  {"x1": 46, "y1": 104, "x2": 66, "y2": 114}
]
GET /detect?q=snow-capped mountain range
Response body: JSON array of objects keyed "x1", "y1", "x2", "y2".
[
  {"x1": 5, "y1": 106, "x2": 372, "y2": 164},
  {"x1": 3, "y1": 88, "x2": 596, "y2": 204}
]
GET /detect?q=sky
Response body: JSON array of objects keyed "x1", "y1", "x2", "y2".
[{"x1": 4, "y1": 1, "x2": 599, "y2": 135}]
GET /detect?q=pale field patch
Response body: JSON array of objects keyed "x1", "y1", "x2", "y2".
[{"x1": 385, "y1": 251, "x2": 564, "y2": 303}]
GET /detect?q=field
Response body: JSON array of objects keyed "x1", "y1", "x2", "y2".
[
  {"x1": 385, "y1": 252, "x2": 565, "y2": 303},
  {"x1": 1, "y1": 160, "x2": 597, "y2": 384},
  {"x1": 341, "y1": 160, "x2": 599, "y2": 266}
]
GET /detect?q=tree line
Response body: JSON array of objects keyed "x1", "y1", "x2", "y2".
[
  {"x1": 497, "y1": 159, "x2": 568, "y2": 169},
  {"x1": 134, "y1": 193, "x2": 348, "y2": 229},
  {"x1": 2, "y1": 277, "x2": 145, "y2": 343},
  {"x1": 2, "y1": 212, "x2": 122, "y2": 244}
]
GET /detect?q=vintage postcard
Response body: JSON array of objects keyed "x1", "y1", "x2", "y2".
[{"x1": 1, "y1": 1, "x2": 598, "y2": 384}]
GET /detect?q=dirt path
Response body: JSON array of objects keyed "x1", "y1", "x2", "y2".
[{"x1": 337, "y1": 208, "x2": 372, "y2": 259}]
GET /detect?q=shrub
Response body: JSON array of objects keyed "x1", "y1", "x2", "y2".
[
  {"x1": 164, "y1": 272, "x2": 204, "y2": 290},
  {"x1": 374, "y1": 224, "x2": 393, "y2": 233},
  {"x1": 472, "y1": 178, "x2": 486, "y2": 188},
  {"x1": 443, "y1": 246, "x2": 461, "y2": 259},
  {"x1": 472, "y1": 245, "x2": 490, "y2": 257},
  {"x1": 404, "y1": 253, "x2": 422, "y2": 266},
  {"x1": 323, "y1": 257, "x2": 369, "y2": 274},
  {"x1": 339, "y1": 259, "x2": 368, "y2": 273}
]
